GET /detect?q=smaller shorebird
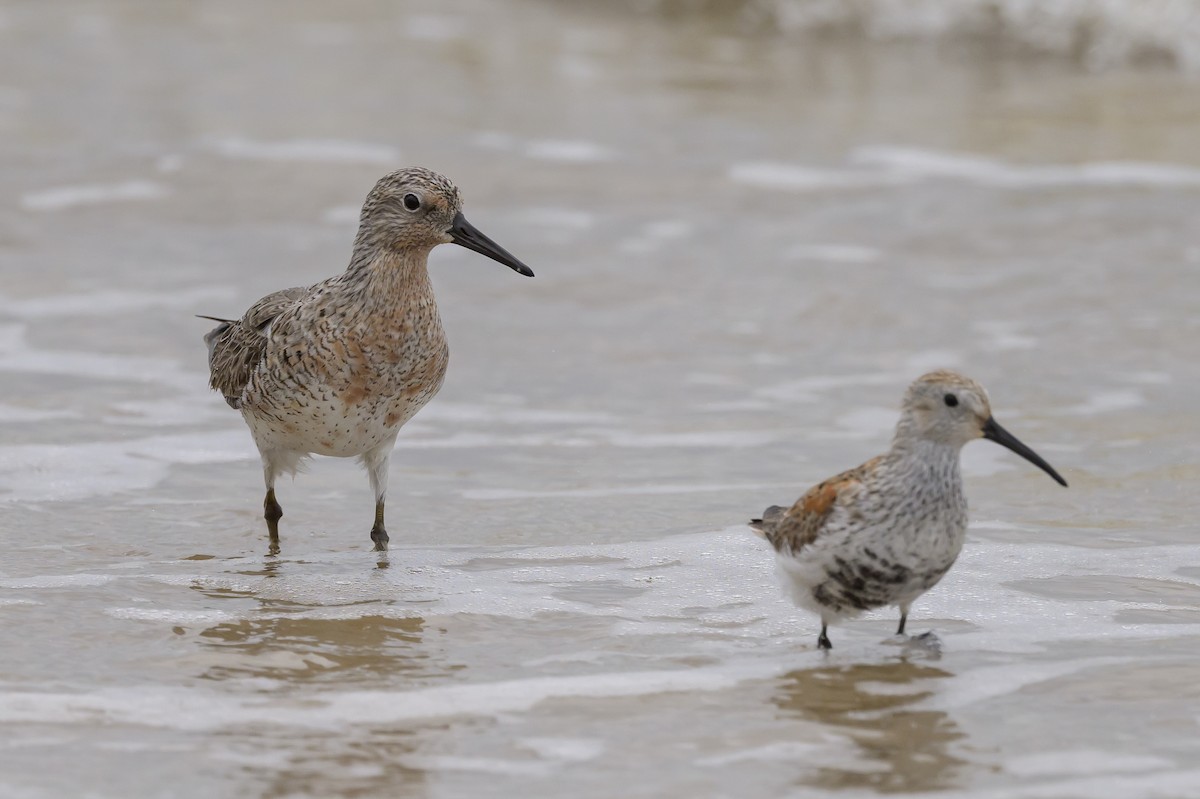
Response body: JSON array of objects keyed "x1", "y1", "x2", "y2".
[
  {"x1": 751, "y1": 370, "x2": 1067, "y2": 650},
  {"x1": 202, "y1": 167, "x2": 533, "y2": 551}
]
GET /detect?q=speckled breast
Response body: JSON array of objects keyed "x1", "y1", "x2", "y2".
[
  {"x1": 812, "y1": 503, "x2": 968, "y2": 614},
  {"x1": 243, "y1": 320, "x2": 449, "y2": 457}
]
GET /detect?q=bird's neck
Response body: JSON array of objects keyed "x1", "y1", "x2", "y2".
[
  {"x1": 885, "y1": 435, "x2": 963, "y2": 496},
  {"x1": 342, "y1": 245, "x2": 437, "y2": 311}
]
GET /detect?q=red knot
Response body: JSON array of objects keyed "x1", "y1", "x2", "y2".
[
  {"x1": 750, "y1": 370, "x2": 1067, "y2": 650},
  {"x1": 201, "y1": 167, "x2": 533, "y2": 552}
]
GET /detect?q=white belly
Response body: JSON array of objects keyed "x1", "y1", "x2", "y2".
[
  {"x1": 244, "y1": 393, "x2": 424, "y2": 458},
  {"x1": 774, "y1": 518, "x2": 966, "y2": 621}
]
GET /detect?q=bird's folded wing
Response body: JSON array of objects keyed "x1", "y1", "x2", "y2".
[
  {"x1": 205, "y1": 286, "x2": 309, "y2": 407},
  {"x1": 760, "y1": 455, "x2": 881, "y2": 555}
]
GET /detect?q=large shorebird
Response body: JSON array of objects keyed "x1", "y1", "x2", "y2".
[
  {"x1": 202, "y1": 168, "x2": 533, "y2": 551},
  {"x1": 751, "y1": 370, "x2": 1067, "y2": 650}
]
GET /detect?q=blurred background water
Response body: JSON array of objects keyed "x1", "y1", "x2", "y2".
[{"x1": 1, "y1": 1, "x2": 1199, "y2": 797}]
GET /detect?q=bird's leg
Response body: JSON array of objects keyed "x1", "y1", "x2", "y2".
[
  {"x1": 259, "y1": 453, "x2": 284, "y2": 554},
  {"x1": 817, "y1": 623, "x2": 832, "y2": 650},
  {"x1": 892, "y1": 604, "x2": 940, "y2": 651},
  {"x1": 364, "y1": 444, "x2": 392, "y2": 552},
  {"x1": 264, "y1": 488, "x2": 283, "y2": 541},
  {"x1": 262, "y1": 460, "x2": 283, "y2": 554},
  {"x1": 370, "y1": 500, "x2": 388, "y2": 551}
]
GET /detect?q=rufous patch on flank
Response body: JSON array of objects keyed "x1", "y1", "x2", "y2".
[
  {"x1": 338, "y1": 336, "x2": 372, "y2": 406},
  {"x1": 802, "y1": 480, "x2": 844, "y2": 516}
]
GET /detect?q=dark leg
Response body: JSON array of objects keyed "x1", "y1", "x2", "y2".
[
  {"x1": 264, "y1": 488, "x2": 283, "y2": 545},
  {"x1": 370, "y1": 499, "x2": 389, "y2": 552},
  {"x1": 364, "y1": 444, "x2": 392, "y2": 553},
  {"x1": 817, "y1": 624, "x2": 832, "y2": 650},
  {"x1": 896, "y1": 611, "x2": 908, "y2": 636}
]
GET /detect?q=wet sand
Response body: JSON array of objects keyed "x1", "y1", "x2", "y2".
[{"x1": 1, "y1": 1, "x2": 1199, "y2": 797}]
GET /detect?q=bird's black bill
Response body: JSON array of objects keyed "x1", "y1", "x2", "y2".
[
  {"x1": 981, "y1": 417, "x2": 1068, "y2": 487},
  {"x1": 449, "y1": 212, "x2": 534, "y2": 277}
]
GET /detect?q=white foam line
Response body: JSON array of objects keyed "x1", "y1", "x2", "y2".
[
  {"x1": 395, "y1": 429, "x2": 784, "y2": 450},
  {"x1": 855, "y1": 146, "x2": 1200, "y2": 188},
  {"x1": 697, "y1": 739, "x2": 845, "y2": 767},
  {"x1": 0, "y1": 287, "x2": 234, "y2": 319},
  {"x1": 0, "y1": 662, "x2": 783, "y2": 731},
  {"x1": 0, "y1": 403, "x2": 79, "y2": 423},
  {"x1": 603, "y1": 430, "x2": 781, "y2": 448},
  {"x1": 511, "y1": 207, "x2": 596, "y2": 230},
  {"x1": 419, "y1": 403, "x2": 619, "y2": 426},
  {"x1": 524, "y1": 139, "x2": 613, "y2": 163},
  {"x1": 754, "y1": 371, "x2": 905, "y2": 403},
  {"x1": 728, "y1": 162, "x2": 909, "y2": 192},
  {"x1": 0, "y1": 574, "x2": 113, "y2": 589},
  {"x1": 922, "y1": 658, "x2": 1135, "y2": 711},
  {"x1": 1006, "y1": 750, "x2": 1172, "y2": 778},
  {"x1": 785, "y1": 244, "x2": 882, "y2": 263},
  {"x1": 518, "y1": 737, "x2": 605, "y2": 763},
  {"x1": 911, "y1": 769, "x2": 1200, "y2": 799},
  {"x1": 394, "y1": 755, "x2": 553, "y2": 777},
  {"x1": 130, "y1": 533, "x2": 1200, "y2": 646},
  {"x1": 0, "y1": 431, "x2": 252, "y2": 503},
  {"x1": 462, "y1": 482, "x2": 798, "y2": 501},
  {"x1": 732, "y1": 148, "x2": 1200, "y2": 194},
  {"x1": 204, "y1": 137, "x2": 399, "y2": 164},
  {"x1": 764, "y1": 1, "x2": 1200, "y2": 71},
  {"x1": 0, "y1": 323, "x2": 199, "y2": 392},
  {"x1": 20, "y1": 181, "x2": 169, "y2": 212},
  {"x1": 1062, "y1": 390, "x2": 1145, "y2": 416},
  {"x1": 105, "y1": 608, "x2": 238, "y2": 624}
]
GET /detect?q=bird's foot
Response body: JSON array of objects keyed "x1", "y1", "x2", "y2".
[
  {"x1": 370, "y1": 525, "x2": 389, "y2": 552},
  {"x1": 883, "y1": 630, "x2": 942, "y2": 653},
  {"x1": 905, "y1": 631, "x2": 943, "y2": 655}
]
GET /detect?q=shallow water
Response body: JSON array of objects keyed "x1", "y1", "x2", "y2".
[{"x1": 2, "y1": 1, "x2": 1200, "y2": 797}]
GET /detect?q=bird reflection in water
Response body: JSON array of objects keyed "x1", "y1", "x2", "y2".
[
  {"x1": 185, "y1": 566, "x2": 456, "y2": 795},
  {"x1": 184, "y1": 550, "x2": 453, "y2": 684},
  {"x1": 197, "y1": 614, "x2": 435, "y2": 683},
  {"x1": 774, "y1": 661, "x2": 966, "y2": 792}
]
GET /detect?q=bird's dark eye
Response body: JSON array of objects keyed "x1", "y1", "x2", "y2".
[
  {"x1": 944, "y1": 394, "x2": 959, "y2": 407},
  {"x1": 403, "y1": 193, "x2": 421, "y2": 211}
]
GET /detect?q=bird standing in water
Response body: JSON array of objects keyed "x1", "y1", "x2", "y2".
[
  {"x1": 202, "y1": 168, "x2": 533, "y2": 552},
  {"x1": 751, "y1": 370, "x2": 1067, "y2": 650}
]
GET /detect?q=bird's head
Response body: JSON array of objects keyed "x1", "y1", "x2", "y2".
[
  {"x1": 900, "y1": 369, "x2": 1067, "y2": 486},
  {"x1": 356, "y1": 167, "x2": 533, "y2": 276}
]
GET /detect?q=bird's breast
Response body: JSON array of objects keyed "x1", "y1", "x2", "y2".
[{"x1": 242, "y1": 307, "x2": 449, "y2": 456}]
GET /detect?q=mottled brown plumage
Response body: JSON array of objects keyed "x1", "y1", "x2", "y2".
[
  {"x1": 751, "y1": 456, "x2": 883, "y2": 555},
  {"x1": 202, "y1": 287, "x2": 308, "y2": 408},
  {"x1": 203, "y1": 167, "x2": 533, "y2": 551}
]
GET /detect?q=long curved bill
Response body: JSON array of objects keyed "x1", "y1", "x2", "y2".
[
  {"x1": 982, "y1": 417, "x2": 1068, "y2": 487},
  {"x1": 449, "y1": 212, "x2": 534, "y2": 277}
]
